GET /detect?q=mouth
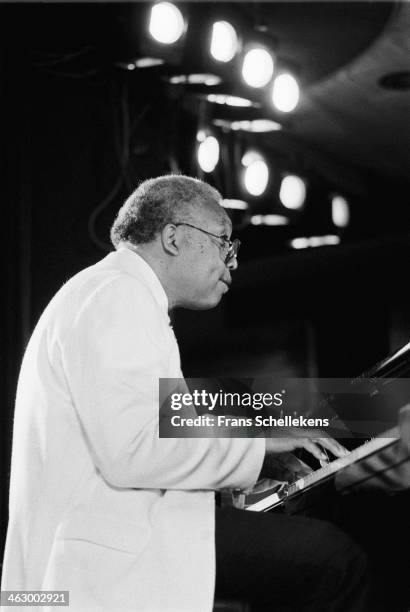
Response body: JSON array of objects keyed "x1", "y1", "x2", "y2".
[{"x1": 220, "y1": 278, "x2": 231, "y2": 289}]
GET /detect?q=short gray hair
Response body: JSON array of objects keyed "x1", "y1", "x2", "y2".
[{"x1": 110, "y1": 174, "x2": 222, "y2": 247}]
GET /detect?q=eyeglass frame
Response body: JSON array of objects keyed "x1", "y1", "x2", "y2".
[{"x1": 174, "y1": 222, "x2": 240, "y2": 264}]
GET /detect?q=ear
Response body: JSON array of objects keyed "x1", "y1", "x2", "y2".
[{"x1": 161, "y1": 223, "x2": 180, "y2": 256}]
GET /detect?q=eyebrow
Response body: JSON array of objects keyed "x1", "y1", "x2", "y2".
[{"x1": 204, "y1": 218, "x2": 232, "y2": 236}]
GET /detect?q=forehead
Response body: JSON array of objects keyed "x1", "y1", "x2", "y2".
[{"x1": 192, "y1": 200, "x2": 232, "y2": 233}]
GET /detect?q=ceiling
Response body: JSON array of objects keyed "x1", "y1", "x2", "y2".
[
  {"x1": 285, "y1": 1, "x2": 410, "y2": 184},
  {"x1": 122, "y1": 1, "x2": 409, "y2": 186},
  {"x1": 3, "y1": 1, "x2": 409, "y2": 189}
]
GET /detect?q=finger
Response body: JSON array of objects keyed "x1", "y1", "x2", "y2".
[
  {"x1": 294, "y1": 459, "x2": 313, "y2": 477},
  {"x1": 315, "y1": 436, "x2": 349, "y2": 458},
  {"x1": 301, "y1": 439, "x2": 328, "y2": 462},
  {"x1": 307, "y1": 428, "x2": 348, "y2": 455},
  {"x1": 292, "y1": 428, "x2": 348, "y2": 458},
  {"x1": 282, "y1": 452, "x2": 313, "y2": 477}
]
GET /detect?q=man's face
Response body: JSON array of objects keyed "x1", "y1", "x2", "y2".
[{"x1": 176, "y1": 203, "x2": 238, "y2": 310}]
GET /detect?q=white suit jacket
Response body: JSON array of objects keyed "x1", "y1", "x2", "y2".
[{"x1": 2, "y1": 247, "x2": 265, "y2": 612}]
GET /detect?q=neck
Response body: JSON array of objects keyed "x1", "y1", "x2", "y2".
[{"x1": 121, "y1": 241, "x2": 178, "y2": 311}]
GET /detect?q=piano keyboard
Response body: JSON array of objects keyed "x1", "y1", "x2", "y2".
[{"x1": 246, "y1": 427, "x2": 398, "y2": 512}]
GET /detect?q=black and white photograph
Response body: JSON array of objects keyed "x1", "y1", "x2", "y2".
[{"x1": 1, "y1": 1, "x2": 410, "y2": 610}]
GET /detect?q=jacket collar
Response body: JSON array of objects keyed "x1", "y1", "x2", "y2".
[{"x1": 110, "y1": 246, "x2": 169, "y2": 314}]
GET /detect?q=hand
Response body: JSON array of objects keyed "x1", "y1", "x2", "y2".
[
  {"x1": 265, "y1": 427, "x2": 349, "y2": 462},
  {"x1": 260, "y1": 428, "x2": 348, "y2": 480}
]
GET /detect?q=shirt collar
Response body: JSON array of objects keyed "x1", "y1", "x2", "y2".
[{"x1": 113, "y1": 246, "x2": 169, "y2": 314}]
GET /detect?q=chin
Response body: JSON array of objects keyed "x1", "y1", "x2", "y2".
[
  {"x1": 194, "y1": 299, "x2": 222, "y2": 311},
  {"x1": 184, "y1": 293, "x2": 223, "y2": 311}
]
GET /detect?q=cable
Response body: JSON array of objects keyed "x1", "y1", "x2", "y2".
[
  {"x1": 87, "y1": 174, "x2": 124, "y2": 252},
  {"x1": 33, "y1": 45, "x2": 94, "y2": 68},
  {"x1": 87, "y1": 79, "x2": 152, "y2": 252}
]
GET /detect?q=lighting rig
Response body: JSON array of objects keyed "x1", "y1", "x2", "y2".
[{"x1": 116, "y1": 2, "x2": 352, "y2": 251}]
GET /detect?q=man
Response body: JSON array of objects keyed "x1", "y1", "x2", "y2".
[{"x1": 2, "y1": 175, "x2": 368, "y2": 611}]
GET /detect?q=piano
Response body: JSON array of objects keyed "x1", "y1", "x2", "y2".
[{"x1": 244, "y1": 341, "x2": 410, "y2": 514}]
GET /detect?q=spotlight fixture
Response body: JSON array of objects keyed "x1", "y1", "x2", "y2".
[
  {"x1": 251, "y1": 214, "x2": 289, "y2": 226},
  {"x1": 210, "y1": 21, "x2": 239, "y2": 63},
  {"x1": 271, "y1": 73, "x2": 300, "y2": 112},
  {"x1": 279, "y1": 175, "x2": 306, "y2": 210},
  {"x1": 379, "y1": 71, "x2": 410, "y2": 90},
  {"x1": 290, "y1": 235, "x2": 340, "y2": 249},
  {"x1": 196, "y1": 131, "x2": 220, "y2": 173},
  {"x1": 213, "y1": 119, "x2": 282, "y2": 133},
  {"x1": 332, "y1": 195, "x2": 350, "y2": 228},
  {"x1": 206, "y1": 94, "x2": 255, "y2": 107},
  {"x1": 149, "y1": 2, "x2": 185, "y2": 45},
  {"x1": 167, "y1": 73, "x2": 222, "y2": 86},
  {"x1": 119, "y1": 57, "x2": 165, "y2": 70},
  {"x1": 242, "y1": 47, "x2": 274, "y2": 88},
  {"x1": 242, "y1": 151, "x2": 270, "y2": 197},
  {"x1": 222, "y1": 199, "x2": 249, "y2": 210}
]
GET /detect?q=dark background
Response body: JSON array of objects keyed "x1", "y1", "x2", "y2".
[{"x1": 1, "y1": 1, "x2": 410, "y2": 562}]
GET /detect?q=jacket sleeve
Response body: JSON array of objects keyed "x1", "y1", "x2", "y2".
[{"x1": 60, "y1": 276, "x2": 265, "y2": 490}]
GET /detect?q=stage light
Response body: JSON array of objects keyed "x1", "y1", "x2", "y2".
[
  {"x1": 149, "y1": 2, "x2": 185, "y2": 45},
  {"x1": 245, "y1": 161, "x2": 269, "y2": 195},
  {"x1": 279, "y1": 175, "x2": 306, "y2": 210},
  {"x1": 197, "y1": 133, "x2": 220, "y2": 173},
  {"x1": 213, "y1": 119, "x2": 282, "y2": 133},
  {"x1": 242, "y1": 151, "x2": 269, "y2": 197},
  {"x1": 135, "y1": 57, "x2": 165, "y2": 68},
  {"x1": 251, "y1": 214, "x2": 289, "y2": 226},
  {"x1": 242, "y1": 47, "x2": 274, "y2": 88},
  {"x1": 271, "y1": 73, "x2": 300, "y2": 112},
  {"x1": 206, "y1": 94, "x2": 254, "y2": 107},
  {"x1": 231, "y1": 119, "x2": 281, "y2": 132},
  {"x1": 210, "y1": 21, "x2": 239, "y2": 63},
  {"x1": 222, "y1": 199, "x2": 249, "y2": 210},
  {"x1": 117, "y1": 58, "x2": 166, "y2": 71},
  {"x1": 290, "y1": 235, "x2": 340, "y2": 249},
  {"x1": 167, "y1": 73, "x2": 222, "y2": 86},
  {"x1": 332, "y1": 195, "x2": 350, "y2": 228},
  {"x1": 241, "y1": 151, "x2": 261, "y2": 166}
]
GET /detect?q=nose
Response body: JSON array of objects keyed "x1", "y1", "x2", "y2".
[{"x1": 227, "y1": 255, "x2": 238, "y2": 271}]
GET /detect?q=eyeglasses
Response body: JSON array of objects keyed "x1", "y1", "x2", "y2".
[{"x1": 175, "y1": 222, "x2": 240, "y2": 264}]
